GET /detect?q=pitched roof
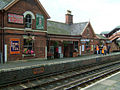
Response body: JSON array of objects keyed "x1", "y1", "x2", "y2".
[
  {"x1": 0, "y1": 0, "x2": 50, "y2": 18},
  {"x1": 106, "y1": 25, "x2": 120, "y2": 37},
  {"x1": 47, "y1": 21, "x2": 71, "y2": 35},
  {"x1": 96, "y1": 34, "x2": 108, "y2": 40},
  {"x1": 100, "y1": 31, "x2": 110, "y2": 34},
  {"x1": 47, "y1": 20, "x2": 88, "y2": 35},
  {"x1": 70, "y1": 22, "x2": 88, "y2": 35}
]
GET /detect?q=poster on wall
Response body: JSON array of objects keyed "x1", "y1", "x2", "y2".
[
  {"x1": 58, "y1": 46, "x2": 62, "y2": 53},
  {"x1": 36, "y1": 14, "x2": 44, "y2": 29},
  {"x1": 82, "y1": 45, "x2": 84, "y2": 51},
  {"x1": 8, "y1": 13, "x2": 24, "y2": 24},
  {"x1": 10, "y1": 38, "x2": 20, "y2": 54},
  {"x1": 79, "y1": 46, "x2": 81, "y2": 55},
  {"x1": 91, "y1": 45, "x2": 93, "y2": 51}
]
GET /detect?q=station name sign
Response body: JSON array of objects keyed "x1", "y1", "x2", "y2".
[
  {"x1": 80, "y1": 39, "x2": 90, "y2": 42},
  {"x1": 8, "y1": 13, "x2": 24, "y2": 24}
]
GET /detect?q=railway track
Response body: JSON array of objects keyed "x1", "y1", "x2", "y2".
[{"x1": 1, "y1": 60, "x2": 120, "y2": 90}]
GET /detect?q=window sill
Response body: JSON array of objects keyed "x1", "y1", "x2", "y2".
[{"x1": 22, "y1": 54, "x2": 35, "y2": 57}]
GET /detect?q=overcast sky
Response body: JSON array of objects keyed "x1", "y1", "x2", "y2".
[{"x1": 40, "y1": 0, "x2": 120, "y2": 34}]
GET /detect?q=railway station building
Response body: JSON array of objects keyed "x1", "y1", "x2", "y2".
[
  {"x1": 0, "y1": 0, "x2": 109, "y2": 62},
  {"x1": 47, "y1": 11, "x2": 102, "y2": 59},
  {"x1": 0, "y1": 0, "x2": 50, "y2": 63},
  {"x1": 100, "y1": 26, "x2": 120, "y2": 52}
]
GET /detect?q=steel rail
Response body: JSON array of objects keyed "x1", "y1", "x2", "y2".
[{"x1": 1, "y1": 60, "x2": 120, "y2": 90}]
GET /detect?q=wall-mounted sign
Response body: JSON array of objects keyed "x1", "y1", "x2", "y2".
[
  {"x1": 81, "y1": 39, "x2": 90, "y2": 42},
  {"x1": 33, "y1": 67, "x2": 45, "y2": 75},
  {"x1": 106, "y1": 41, "x2": 112, "y2": 43},
  {"x1": 82, "y1": 45, "x2": 84, "y2": 51},
  {"x1": 36, "y1": 14, "x2": 44, "y2": 29},
  {"x1": 8, "y1": 13, "x2": 24, "y2": 24},
  {"x1": 58, "y1": 46, "x2": 62, "y2": 54},
  {"x1": 10, "y1": 38, "x2": 20, "y2": 54},
  {"x1": 91, "y1": 45, "x2": 93, "y2": 51}
]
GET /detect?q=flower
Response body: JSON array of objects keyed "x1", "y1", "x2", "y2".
[
  {"x1": 31, "y1": 50, "x2": 34, "y2": 54},
  {"x1": 23, "y1": 49, "x2": 34, "y2": 54}
]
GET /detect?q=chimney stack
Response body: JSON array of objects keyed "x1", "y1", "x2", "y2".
[{"x1": 65, "y1": 10, "x2": 73, "y2": 25}]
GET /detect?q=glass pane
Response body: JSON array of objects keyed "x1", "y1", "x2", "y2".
[{"x1": 25, "y1": 14, "x2": 32, "y2": 28}]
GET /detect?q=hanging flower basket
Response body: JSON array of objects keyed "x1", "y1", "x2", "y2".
[{"x1": 26, "y1": 36, "x2": 35, "y2": 44}]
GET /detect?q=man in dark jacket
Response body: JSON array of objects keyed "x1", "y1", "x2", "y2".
[{"x1": 107, "y1": 45, "x2": 111, "y2": 54}]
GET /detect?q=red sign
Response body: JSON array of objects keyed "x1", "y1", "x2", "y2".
[
  {"x1": 33, "y1": 67, "x2": 45, "y2": 74},
  {"x1": 8, "y1": 13, "x2": 23, "y2": 24}
]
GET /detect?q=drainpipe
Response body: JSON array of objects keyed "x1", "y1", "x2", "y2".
[{"x1": 1, "y1": 10, "x2": 5, "y2": 63}]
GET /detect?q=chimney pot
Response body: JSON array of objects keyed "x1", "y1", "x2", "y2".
[{"x1": 67, "y1": 10, "x2": 71, "y2": 14}]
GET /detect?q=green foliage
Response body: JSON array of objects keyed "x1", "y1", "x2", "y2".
[{"x1": 54, "y1": 41, "x2": 59, "y2": 47}]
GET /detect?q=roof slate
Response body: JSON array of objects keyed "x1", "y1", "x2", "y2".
[
  {"x1": 70, "y1": 22, "x2": 88, "y2": 35},
  {"x1": 47, "y1": 20, "x2": 88, "y2": 35},
  {"x1": 100, "y1": 31, "x2": 110, "y2": 34},
  {"x1": 96, "y1": 34, "x2": 108, "y2": 39},
  {"x1": 0, "y1": 0, "x2": 14, "y2": 10},
  {"x1": 47, "y1": 21, "x2": 71, "y2": 35}
]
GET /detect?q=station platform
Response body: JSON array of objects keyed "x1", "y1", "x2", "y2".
[
  {"x1": 82, "y1": 71, "x2": 120, "y2": 90},
  {"x1": 0, "y1": 52, "x2": 120, "y2": 86},
  {"x1": 0, "y1": 52, "x2": 120, "y2": 71}
]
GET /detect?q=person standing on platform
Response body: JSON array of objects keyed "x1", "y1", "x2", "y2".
[
  {"x1": 96, "y1": 45, "x2": 99, "y2": 54},
  {"x1": 102, "y1": 46, "x2": 104, "y2": 55},
  {"x1": 99, "y1": 45, "x2": 103, "y2": 54},
  {"x1": 107, "y1": 45, "x2": 111, "y2": 54},
  {"x1": 103, "y1": 45, "x2": 107, "y2": 55}
]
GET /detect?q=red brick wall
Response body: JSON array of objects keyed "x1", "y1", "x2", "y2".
[
  {"x1": 5, "y1": 35, "x2": 22, "y2": 61},
  {"x1": 5, "y1": 29, "x2": 47, "y2": 61},
  {"x1": 4, "y1": 0, "x2": 47, "y2": 30},
  {"x1": 82, "y1": 24, "x2": 95, "y2": 38},
  {"x1": 1, "y1": 0, "x2": 48, "y2": 61},
  {"x1": 110, "y1": 42, "x2": 119, "y2": 52},
  {"x1": 34, "y1": 36, "x2": 46, "y2": 58},
  {"x1": 80, "y1": 23, "x2": 96, "y2": 55}
]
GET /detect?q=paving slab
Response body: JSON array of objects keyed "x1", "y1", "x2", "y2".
[{"x1": 83, "y1": 71, "x2": 120, "y2": 90}]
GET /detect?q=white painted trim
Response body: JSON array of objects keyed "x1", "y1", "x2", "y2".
[
  {"x1": 22, "y1": 54, "x2": 36, "y2": 58},
  {"x1": 3, "y1": 0, "x2": 16, "y2": 10},
  {"x1": 4, "y1": 44, "x2": 7, "y2": 63},
  {"x1": 81, "y1": 22, "x2": 89, "y2": 35},
  {"x1": 23, "y1": 11, "x2": 35, "y2": 19},
  {"x1": 3, "y1": 27, "x2": 47, "y2": 33},
  {"x1": 45, "y1": 46, "x2": 47, "y2": 59}
]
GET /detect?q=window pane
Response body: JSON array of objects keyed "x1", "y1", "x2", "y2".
[
  {"x1": 23, "y1": 37, "x2": 34, "y2": 54},
  {"x1": 25, "y1": 14, "x2": 32, "y2": 28}
]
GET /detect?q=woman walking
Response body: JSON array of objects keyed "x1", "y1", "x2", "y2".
[{"x1": 96, "y1": 45, "x2": 99, "y2": 54}]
